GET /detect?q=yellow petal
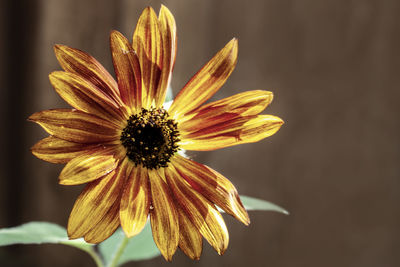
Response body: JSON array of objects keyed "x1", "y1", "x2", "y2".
[
  {"x1": 180, "y1": 115, "x2": 284, "y2": 151},
  {"x1": 179, "y1": 90, "x2": 273, "y2": 133},
  {"x1": 54, "y1": 44, "x2": 122, "y2": 106},
  {"x1": 165, "y1": 165, "x2": 229, "y2": 255},
  {"x1": 67, "y1": 159, "x2": 127, "y2": 240},
  {"x1": 149, "y1": 168, "x2": 179, "y2": 261},
  {"x1": 83, "y1": 199, "x2": 120, "y2": 243},
  {"x1": 172, "y1": 155, "x2": 249, "y2": 225},
  {"x1": 169, "y1": 39, "x2": 238, "y2": 119},
  {"x1": 157, "y1": 5, "x2": 177, "y2": 107},
  {"x1": 177, "y1": 208, "x2": 202, "y2": 260},
  {"x1": 29, "y1": 109, "x2": 119, "y2": 144},
  {"x1": 59, "y1": 146, "x2": 119, "y2": 185},
  {"x1": 110, "y1": 30, "x2": 142, "y2": 111},
  {"x1": 31, "y1": 136, "x2": 101, "y2": 164},
  {"x1": 133, "y1": 7, "x2": 163, "y2": 108},
  {"x1": 120, "y1": 164, "x2": 150, "y2": 237},
  {"x1": 49, "y1": 71, "x2": 125, "y2": 122}
]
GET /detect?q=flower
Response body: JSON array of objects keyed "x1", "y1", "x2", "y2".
[{"x1": 29, "y1": 5, "x2": 283, "y2": 261}]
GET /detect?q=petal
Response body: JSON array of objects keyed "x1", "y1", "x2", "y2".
[
  {"x1": 83, "y1": 199, "x2": 120, "y2": 243},
  {"x1": 67, "y1": 159, "x2": 127, "y2": 240},
  {"x1": 54, "y1": 44, "x2": 122, "y2": 106},
  {"x1": 172, "y1": 155, "x2": 249, "y2": 225},
  {"x1": 179, "y1": 90, "x2": 274, "y2": 133},
  {"x1": 29, "y1": 109, "x2": 119, "y2": 144},
  {"x1": 157, "y1": 5, "x2": 177, "y2": 107},
  {"x1": 180, "y1": 115, "x2": 284, "y2": 151},
  {"x1": 49, "y1": 71, "x2": 125, "y2": 122},
  {"x1": 149, "y1": 168, "x2": 179, "y2": 261},
  {"x1": 177, "y1": 208, "x2": 202, "y2": 260},
  {"x1": 120, "y1": 164, "x2": 150, "y2": 237},
  {"x1": 169, "y1": 39, "x2": 238, "y2": 119},
  {"x1": 165, "y1": 165, "x2": 229, "y2": 255},
  {"x1": 110, "y1": 30, "x2": 142, "y2": 111},
  {"x1": 31, "y1": 136, "x2": 101, "y2": 164},
  {"x1": 59, "y1": 146, "x2": 119, "y2": 185},
  {"x1": 133, "y1": 7, "x2": 163, "y2": 108}
]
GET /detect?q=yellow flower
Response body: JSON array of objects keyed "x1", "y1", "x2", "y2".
[{"x1": 29, "y1": 5, "x2": 283, "y2": 261}]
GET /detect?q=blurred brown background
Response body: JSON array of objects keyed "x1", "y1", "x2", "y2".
[{"x1": 1, "y1": 0, "x2": 399, "y2": 266}]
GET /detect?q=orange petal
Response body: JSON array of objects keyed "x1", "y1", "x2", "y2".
[
  {"x1": 120, "y1": 164, "x2": 150, "y2": 237},
  {"x1": 110, "y1": 30, "x2": 142, "y2": 111},
  {"x1": 169, "y1": 39, "x2": 238, "y2": 119},
  {"x1": 179, "y1": 90, "x2": 274, "y2": 133},
  {"x1": 149, "y1": 168, "x2": 179, "y2": 261},
  {"x1": 29, "y1": 109, "x2": 119, "y2": 144},
  {"x1": 49, "y1": 71, "x2": 125, "y2": 122},
  {"x1": 180, "y1": 115, "x2": 284, "y2": 151},
  {"x1": 54, "y1": 44, "x2": 122, "y2": 106},
  {"x1": 59, "y1": 146, "x2": 119, "y2": 185},
  {"x1": 165, "y1": 165, "x2": 229, "y2": 255},
  {"x1": 172, "y1": 155, "x2": 249, "y2": 225},
  {"x1": 133, "y1": 7, "x2": 163, "y2": 108},
  {"x1": 67, "y1": 159, "x2": 127, "y2": 240},
  {"x1": 31, "y1": 136, "x2": 101, "y2": 164},
  {"x1": 157, "y1": 5, "x2": 177, "y2": 107},
  {"x1": 83, "y1": 199, "x2": 120, "y2": 243},
  {"x1": 177, "y1": 208, "x2": 202, "y2": 260}
]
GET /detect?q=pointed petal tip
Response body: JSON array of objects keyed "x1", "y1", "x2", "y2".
[
  {"x1": 160, "y1": 252, "x2": 173, "y2": 262},
  {"x1": 242, "y1": 217, "x2": 251, "y2": 226},
  {"x1": 159, "y1": 4, "x2": 172, "y2": 15},
  {"x1": 53, "y1": 44, "x2": 67, "y2": 54},
  {"x1": 53, "y1": 44, "x2": 62, "y2": 51},
  {"x1": 143, "y1": 6, "x2": 156, "y2": 14},
  {"x1": 229, "y1": 38, "x2": 238, "y2": 49},
  {"x1": 110, "y1": 29, "x2": 123, "y2": 38},
  {"x1": 27, "y1": 112, "x2": 38, "y2": 122},
  {"x1": 122, "y1": 229, "x2": 135, "y2": 239}
]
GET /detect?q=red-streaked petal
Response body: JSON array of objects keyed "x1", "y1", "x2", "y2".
[
  {"x1": 49, "y1": 71, "x2": 125, "y2": 122},
  {"x1": 54, "y1": 44, "x2": 122, "y2": 105},
  {"x1": 177, "y1": 208, "x2": 202, "y2": 260},
  {"x1": 165, "y1": 165, "x2": 229, "y2": 255},
  {"x1": 67, "y1": 159, "x2": 127, "y2": 240},
  {"x1": 110, "y1": 30, "x2": 142, "y2": 111},
  {"x1": 31, "y1": 136, "x2": 103, "y2": 164},
  {"x1": 179, "y1": 90, "x2": 274, "y2": 133},
  {"x1": 83, "y1": 199, "x2": 120, "y2": 243},
  {"x1": 169, "y1": 39, "x2": 238, "y2": 119},
  {"x1": 180, "y1": 115, "x2": 284, "y2": 151},
  {"x1": 133, "y1": 7, "x2": 163, "y2": 109},
  {"x1": 149, "y1": 168, "x2": 179, "y2": 261},
  {"x1": 172, "y1": 155, "x2": 249, "y2": 225},
  {"x1": 29, "y1": 109, "x2": 119, "y2": 144},
  {"x1": 120, "y1": 164, "x2": 150, "y2": 237},
  {"x1": 59, "y1": 146, "x2": 119, "y2": 185},
  {"x1": 157, "y1": 5, "x2": 177, "y2": 107}
]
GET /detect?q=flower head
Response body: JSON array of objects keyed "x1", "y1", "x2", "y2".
[{"x1": 29, "y1": 5, "x2": 283, "y2": 260}]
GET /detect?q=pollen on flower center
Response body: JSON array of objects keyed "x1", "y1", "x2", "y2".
[{"x1": 120, "y1": 108, "x2": 180, "y2": 169}]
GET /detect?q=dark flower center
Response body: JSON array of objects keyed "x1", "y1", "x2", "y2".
[{"x1": 120, "y1": 108, "x2": 180, "y2": 169}]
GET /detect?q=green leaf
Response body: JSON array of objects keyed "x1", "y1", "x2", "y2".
[
  {"x1": 240, "y1": 195, "x2": 289, "y2": 215},
  {"x1": 99, "y1": 222, "x2": 160, "y2": 266},
  {"x1": 165, "y1": 85, "x2": 174, "y2": 102},
  {"x1": 0, "y1": 222, "x2": 93, "y2": 252}
]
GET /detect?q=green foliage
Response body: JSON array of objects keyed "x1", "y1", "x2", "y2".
[
  {"x1": 240, "y1": 195, "x2": 289, "y2": 214},
  {"x1": 0, "y1": 196, "x2": 287, "y2": 266},
  {"x1": 99, "y1": 222, "x2": 159, "y2": 266},
  {"x1": 0, "y1": 222, "x2": 93, "y2": 253}
]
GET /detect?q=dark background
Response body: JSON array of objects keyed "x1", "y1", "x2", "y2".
[{"x1": 1, "y1": 0, "x2": 399, "y2": 266}]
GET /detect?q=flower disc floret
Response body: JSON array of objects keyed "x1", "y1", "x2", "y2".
[{"x1": 120, "y1": 108, "x2": 180, "y2": 169}]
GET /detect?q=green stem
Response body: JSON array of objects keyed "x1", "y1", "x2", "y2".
[
  {"x1": 87, "y1": 247, "x2": 104, "y2": 267},
  {"x1": 107, "y1": 235, "x2": 130, "y2": 267}
]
